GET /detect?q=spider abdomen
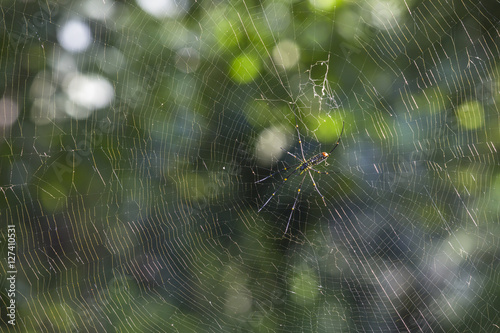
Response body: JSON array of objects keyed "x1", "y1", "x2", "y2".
[{"x1": 299, "y1": 152, "x2": 329, "y2": 173}]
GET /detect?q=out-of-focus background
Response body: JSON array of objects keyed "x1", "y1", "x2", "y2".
[{"x1": 1, "y1": 0, "x2": 499, "y2": 331}]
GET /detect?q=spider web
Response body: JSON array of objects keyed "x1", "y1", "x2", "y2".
[{"x1": 1, "y1": 0, "x2": 499, "y2": 331}]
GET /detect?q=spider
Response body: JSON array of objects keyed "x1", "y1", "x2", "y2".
[{"x1": 256, "y1": 117, "x2": 345, "y2": 233}]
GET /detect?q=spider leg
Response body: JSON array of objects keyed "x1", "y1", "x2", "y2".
[
  {"x1": 326, "y1": 121, "x2": 345, "y2": 155},
  {"x1": 307, "y1": 170, "x2": 327, "y2": 206},
  {"x1": 258, "y1": 167, "x2": 300, "y2": 212},
  {"x1": 309, "y1": 167, "x2": 330, "y2": 175},
  {"x1": 280, "y1": 147, "x2": 303, "y2": 162},
  {"x1": 294, "y1": 114, "x2": 307, "y2": 161},
  {"x1": 255, "y1": 161, "x2": 301, "y2": 184},
  {"x1": 285, "y1": 173, "x2": 307, "y2": 234}
]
